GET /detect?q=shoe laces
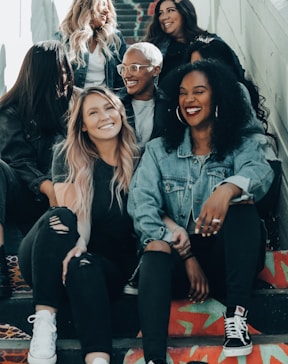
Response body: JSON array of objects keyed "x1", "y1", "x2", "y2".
[
  {"x1": 224, "y1": 314, "x2": 249, "y2": 345},
  {"x1": 28, "y1": 313, "x2": 57, "y2": 351}
]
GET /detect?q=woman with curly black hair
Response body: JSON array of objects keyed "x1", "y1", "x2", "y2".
[
  {"x1": 128, "y1": 60, "x2": 274, "y2": 363},
  {"x1": 185, "y1": 38, "x2": 281, "y2": 243}
]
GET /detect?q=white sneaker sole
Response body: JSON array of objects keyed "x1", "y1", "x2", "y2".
[
  {"x1": 223, "y1": 343, "x2": 252, "y2": 357},
  {"x1": 28, "y1": 352, "x2": 57, "y2": 364},
  {"x1": 123, "y1": 284, "x2": 138, "y2": 295}
]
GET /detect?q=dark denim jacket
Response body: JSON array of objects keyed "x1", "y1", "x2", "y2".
[
  {"x1": 0, "y1": 105, "x2": 63, "y2": 197},
  {"x1": 72, "y1": 31, "x2": 126, "y2": 90}
]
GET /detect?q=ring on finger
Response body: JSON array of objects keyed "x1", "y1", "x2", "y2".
[{"x1": 212, "y1": 218, "x2": 221, "y2": 223}]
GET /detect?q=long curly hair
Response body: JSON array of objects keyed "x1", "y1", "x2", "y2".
[
  {"x1": 0, "y1": 40, "x2": 74, "y2": 134},
  {"x1": 59, "y1": 86, "x2": 139, "y2": 220},
  {"x1": 161, "y1": 60, "x2": 252, "y2": 159},
  {"x1": 144, "y1": 0, "x2": 208, "y2": 45},
  {"x1": 186, "y1": 38, "x2": 270, "y2": 131},
  {"x1": 59, "y1": 0, "x2": 122, "y2": 66}
]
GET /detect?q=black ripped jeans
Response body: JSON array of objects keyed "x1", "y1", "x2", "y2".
[{"x1": 18, "y1": 207, "x2": 126, "y2": 357}]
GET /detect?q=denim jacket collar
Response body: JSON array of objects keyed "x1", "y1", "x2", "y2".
[
  {"x1": 177, "y1": 128, "x2": 193, "y2": 158},
  {"x1": 177, "y1": 128, "x2": 216, "y2": 160}
]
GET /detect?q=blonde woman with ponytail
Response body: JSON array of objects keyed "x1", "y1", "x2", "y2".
[{"x1": 18, "y1": 86, "x2": 139, "y2": 364}]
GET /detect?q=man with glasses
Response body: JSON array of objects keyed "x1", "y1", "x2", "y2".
[{"x1": 117, "y1": 42, "x2": 167, "y2": 151}]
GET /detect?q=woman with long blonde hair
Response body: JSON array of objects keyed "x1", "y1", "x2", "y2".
[
  {"x1": 18, "y1": 87, "x2": 139, "y2": 364},
  {"x1": 57, "y1": 0, "x2": 126, "y2": 90}
]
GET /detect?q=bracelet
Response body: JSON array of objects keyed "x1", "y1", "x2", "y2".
[{"x1": 182, "y1": 252, "x2": 194, "y2": 261}]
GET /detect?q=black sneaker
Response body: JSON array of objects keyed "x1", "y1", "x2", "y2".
[
  {"x1": 223, "y1": 305, "x2": 252, "y2": 357},
  {"x1": 123, "y1": 263, "x2": 140, "y2": 295},
  {"x1": 123, "y1": 280, "x2": 138, "y2": 295}
]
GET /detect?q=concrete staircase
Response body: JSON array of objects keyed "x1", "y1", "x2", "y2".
[
  {"x1": 115, "y1": 0, "x2": 154, "y2": 44},
  {"x1": 1, "y1": 2, "x2": 288, "y2": 362},
  {"x1": 1, "y1": 235, "x2": 288, "y2": 364}
]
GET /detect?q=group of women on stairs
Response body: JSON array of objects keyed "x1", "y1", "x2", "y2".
[{"x1": 0, "y1": 0, "x2": 280, "y2": 364}]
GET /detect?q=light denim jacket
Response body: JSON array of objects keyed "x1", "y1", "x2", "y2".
[{"x1": 127, "y1": 128, "x2": 274, "y2": 249}]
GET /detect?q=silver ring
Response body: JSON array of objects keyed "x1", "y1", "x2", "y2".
[{"x1": 212, "y1": 218, "x2": 221, "y2": 223}]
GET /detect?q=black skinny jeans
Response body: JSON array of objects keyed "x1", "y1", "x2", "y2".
[
  {"x1": 138, "y1": 204, "x2": 266, "y2": 363},
  {"x1": 18, "y1": 207, "x2": 126, "y2": 357},
  {"x1": 0, "y1": 160, "x2": 48, "y2": 233}
]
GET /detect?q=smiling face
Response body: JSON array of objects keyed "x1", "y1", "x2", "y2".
[
  {"x1": 90, "y1": 0, "x2": 109, "y2": 29},
  {"x1": 81, "y1": 93, "x2": 122, "y2": 144},
  {"x1": 121, "y1": 48, "x2": 160, "y2": 100},
  {"x1": 179, "y1": 70, "x2": 213, "y2": 129},
  {"x1": 158, "y1": 0, "x2": 183, "y2": 40}
]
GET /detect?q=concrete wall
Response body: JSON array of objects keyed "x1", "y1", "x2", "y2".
[
  {"x1": 0, "y1": 0, "x2": 71, "y2": 92},
  {"x1": 0, "y1": 0, "x2": 287, "y2": 245}
]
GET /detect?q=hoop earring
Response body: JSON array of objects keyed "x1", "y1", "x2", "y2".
[
  {"x1": 176, "y1": 106, "x2": 187, "y2": 126},
  {"x1": 215, "y1": 105, "x2": 218, "y2": 119}
]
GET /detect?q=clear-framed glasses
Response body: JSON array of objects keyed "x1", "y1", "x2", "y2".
[{"x1": 116, "y1": 63, "x2": 153, "y2": 76}]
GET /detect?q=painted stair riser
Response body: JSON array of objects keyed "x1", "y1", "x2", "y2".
[{"x1": 1, "y1": 343, "x2": 288, "y2": 364}]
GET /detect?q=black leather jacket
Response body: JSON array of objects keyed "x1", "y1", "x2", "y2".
[{"x1": 0, "y1": 105, "x2": 64, "y2": 198}]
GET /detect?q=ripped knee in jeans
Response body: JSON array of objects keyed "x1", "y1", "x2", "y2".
[{"x1": 49, "y1": 215, "x2": 69, "y2": 234}]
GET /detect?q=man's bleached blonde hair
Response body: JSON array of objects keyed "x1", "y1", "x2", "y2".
[{"x1": 126, "y1": 42, "x2": 163, "y2": 69}]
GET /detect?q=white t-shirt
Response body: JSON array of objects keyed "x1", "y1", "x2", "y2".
[
  {"x1": 85, "y1": 43, "x2": 106, "y2": 88},
  {"x1": 132, "y1": 98, "x2": 155, "y2": 148}
]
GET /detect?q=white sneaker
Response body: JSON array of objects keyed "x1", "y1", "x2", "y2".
[{"x1": 27, "y1": 310, "x2": 57, "y2": 364}]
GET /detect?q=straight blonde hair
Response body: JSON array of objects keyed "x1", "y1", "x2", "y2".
[{"x1": 60, "y1": 86, "x2": 139, "y2": 221}]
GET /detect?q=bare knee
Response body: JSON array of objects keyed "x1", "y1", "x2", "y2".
[
  {"x1": 144, "y1": 240, "x2": 171, "y2": 253},
  {"x1": 49, "y1": 214, "x2": 69, "y2": 234}
]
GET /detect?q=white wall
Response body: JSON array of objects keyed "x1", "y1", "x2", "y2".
[{"x1": 0, "y1": 0, "x2": 71, "y2": 92}]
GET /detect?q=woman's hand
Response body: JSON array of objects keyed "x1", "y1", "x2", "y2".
[
  {"x1": 171, "y1": 226, "x2": 191, "y2": 257},
  {"x1": 185, "y1": 257, "x2": 209, "y2": 303},
  {"x1": 62, "y1": 243, "x2": 87, "y2": 285},
  {"x1": 195, "y1": 183, "x2": 242, "y2": 237}
]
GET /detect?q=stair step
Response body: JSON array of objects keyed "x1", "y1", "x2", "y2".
[
  {"x1": 1, "y1": 336, "x2": 288, "y2": 364},
  {"x1": 2, "y1": 237, "x2": 288, "y2": 362},
  {"x1": 123, "y1": 337, "x2": 288, "y2": 364}
]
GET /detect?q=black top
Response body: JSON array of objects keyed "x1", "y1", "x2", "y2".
[
  {"x1": 89, "y1": 159, "x2": 136, "y2": 260},
  {"x1": 52, "y1": 145, "x2": 137, "y2": 276},
  {"x1": 159, "y1": 40, "x2": 188, "y2": 84}
]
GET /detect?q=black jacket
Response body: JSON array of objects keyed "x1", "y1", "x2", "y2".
[{"x1": 0, "y1": 105, "x2": 64, "y2": 197}]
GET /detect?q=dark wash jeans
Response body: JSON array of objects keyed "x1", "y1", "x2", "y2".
[
  {"x1": 138, "y1": 204, "x2": 266, "y2": 363},
  {"x1": 18, "y1": 207, "x2": 126, "y2": 358}
]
